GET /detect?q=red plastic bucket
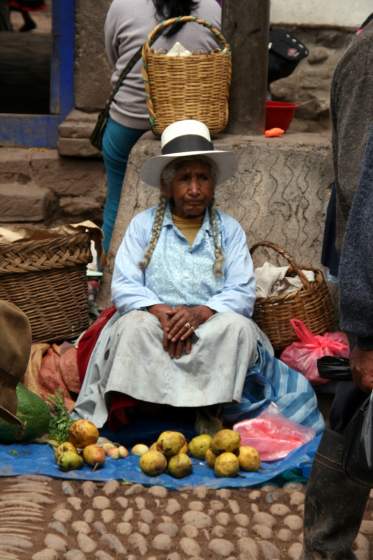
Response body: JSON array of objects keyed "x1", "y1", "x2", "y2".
[{"x1": 265, "y1": 101, "x2": 297, "y2": 131}]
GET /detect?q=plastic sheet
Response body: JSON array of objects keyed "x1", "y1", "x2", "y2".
[
  {"x1": 233, "y1": 404, "x2": 315, "y2": 461},
  {"x1": 0, "y1": 436, "x2": 321, "y2": 488}
]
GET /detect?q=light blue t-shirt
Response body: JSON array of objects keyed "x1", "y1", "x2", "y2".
[{"x1": 111, "y1": 206, "x2": 256, "y2": 317}]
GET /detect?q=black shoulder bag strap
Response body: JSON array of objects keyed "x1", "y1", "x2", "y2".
[{"x1": 90, "y1": 45, "x2": 144, "y2": 151}]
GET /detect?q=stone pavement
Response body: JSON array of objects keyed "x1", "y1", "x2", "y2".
[{"x1": 0, "y1": 476, "x2": 372, "y2": 560}]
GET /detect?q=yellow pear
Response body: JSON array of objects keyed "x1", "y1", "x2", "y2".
[
  {"x1": 188, "y1": 434, "x2": 212, "y2": 459},
  {"x1": 214, "y1": 452, "x2": 239, "y2": 477},
  {"x1": 140, "y1": 450, "x2": 167, "y2": 476},
  {"x1": 57, "y1": 451, "x2": 83, "y2": 471},
  {"x1": 211, "y1": 429, "x2": 240, "y2": 455},
  {"x1": 157, "y1": 431, "x2": 186, "y2": 458},
  {"x1": 168, "y1": 453, "x2": 192, "y2": 478},
  {"x1": 238, "y1": 446, "x2": 261, "y2": 471},
  {"x1": 55, "y1": 441, "x2": 77, "y2": 460}
]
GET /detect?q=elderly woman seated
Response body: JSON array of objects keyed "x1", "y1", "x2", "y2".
[{"x1": 75, "y1": 120, "x2": 323, "y2": 433}]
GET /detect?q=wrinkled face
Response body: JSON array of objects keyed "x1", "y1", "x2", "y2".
[{"x1": 162, "y1": 160, "x2": 215, "y2": 218}]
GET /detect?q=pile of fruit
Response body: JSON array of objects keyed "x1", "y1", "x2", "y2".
[
  {"x1": 137, "y1": 429, "x2": 261, "y2": 479},
  {"x1": 53, "y1": 420, "x2": 261, "y2": 479},
  {"x1": 54, "y1": 419, "x2": 128, "y2": 471}
]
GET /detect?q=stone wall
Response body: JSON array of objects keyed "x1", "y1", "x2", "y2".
[
  {"x1": 271, "y1": 27, "x2": 354, "y2": 132},
  {"x1": 75, "y1": 0, "x2": 111, "y2": 112},
  {"x1": 98, "y1": 132, "x2": 334, "y2": 307},
  {"x1": 271, "y1": 0, "x2": 371, "y2": 28}
]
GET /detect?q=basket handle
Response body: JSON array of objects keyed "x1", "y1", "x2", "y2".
[
  {"x1": 250, "y1": 241, "x2": 311, "y2": 290},
  {"x1": 144, "y1": 16, "x2": 230, "y2": 52}
]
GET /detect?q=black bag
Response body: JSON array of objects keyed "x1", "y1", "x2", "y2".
[
  {"x1": 343, "y1": 392, "x2": 373, "y2": 486},
  {"x1": 268, "y1": 28, "x2": 309, "y2": 86},
  {"x1": 317, "y1": 356, "x2": 352, "y2": 382},
  {"x1": 90, "y1": 45, "x2": 143, "y2": 151}
]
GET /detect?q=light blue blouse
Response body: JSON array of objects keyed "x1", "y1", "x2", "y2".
[{"x1": 111, "y1": 206, "x2": 256, "y2": 317}]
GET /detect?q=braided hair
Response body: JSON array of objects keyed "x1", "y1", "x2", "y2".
[
  {"x1": 208, "y1": 203, "x2": 224, "y2": 276},
  {"x1": 140, "y1": 157, "x2": 224, "y2": 275},
  {"x1": 139, "y1": 195, "x2": 168, "y2": 270}
]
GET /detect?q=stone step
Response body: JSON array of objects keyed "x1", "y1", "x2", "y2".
[
  {"x1": 58, "y1": 110, "x2": 100, "y2": 158},
  {"x1": 0, "y1": 147, "x2": 105, "y2": 225},
  {"x1": 0, "y1": 182, "x2": 56, "y2": 223}
]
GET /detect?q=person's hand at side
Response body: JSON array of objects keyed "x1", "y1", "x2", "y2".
[
  {"x1": 351, "y1": 347, "x2": 373, "y2": 391},
  {"x1": 167, "y1": 305, "x2": 215, "y2": 343}
]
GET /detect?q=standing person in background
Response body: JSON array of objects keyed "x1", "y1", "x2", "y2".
[
  {"x1": 302, "y1": 16, "x2": 373, "y2": 560},
  {"x1": 102, "y1": 0, "x2": 221, "y2": 258}
]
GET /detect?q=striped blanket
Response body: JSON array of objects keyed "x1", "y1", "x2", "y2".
[{"x1": 223, "y1": 343, "x2": 325, "y2": 434}]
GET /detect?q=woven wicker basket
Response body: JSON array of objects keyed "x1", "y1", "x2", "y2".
[
  {"x1": 0, "y1": 232, "x2": 92, "y2": 343},
  {"x1": 142, "y1": 16, "x2": 231, "y2": 136},
  {"x1": 251, "y1": 241, "x2": 335, "y2": 353}
]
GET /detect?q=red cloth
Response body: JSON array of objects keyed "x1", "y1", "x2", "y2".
[{"x1": 77, "y1": 306, "x2": 138, "y2": 429}]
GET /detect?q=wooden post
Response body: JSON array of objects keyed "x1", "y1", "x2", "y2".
[{"x1": 222, "y1": 0, "x2": 270, "y2": 134}]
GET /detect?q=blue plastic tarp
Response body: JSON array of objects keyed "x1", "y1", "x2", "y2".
[{"x1": 0, "y1": 435, "x2": 320, "y2": 489}]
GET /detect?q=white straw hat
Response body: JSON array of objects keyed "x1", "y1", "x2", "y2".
[{"x1": 140, "y1": 119, "x2": 236, "y2": 187}]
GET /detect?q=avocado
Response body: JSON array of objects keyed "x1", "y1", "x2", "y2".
[{"x1": 0, "y1": 383, "x2": 51, "y2": 443}]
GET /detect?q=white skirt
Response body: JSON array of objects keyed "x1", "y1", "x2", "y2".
[{"x1": 74, "y1": 310, "x2": 269, "y2": 427}]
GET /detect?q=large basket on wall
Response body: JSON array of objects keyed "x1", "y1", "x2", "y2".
[
  {"x1": 251, "y1": 242, "x2": 335, "y2": 353},
  {"x1": 142, "y1": 16, "x2": 231, "y2": 136},
  {"x1": 0, "y1": 232, "x2": 92, "y2": 343}
]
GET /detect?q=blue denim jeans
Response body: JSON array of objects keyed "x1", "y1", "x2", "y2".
[{"x1": 102, "y1": 117, "x2": 145, "y2": 253}]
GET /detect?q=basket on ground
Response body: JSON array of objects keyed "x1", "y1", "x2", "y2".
[
  {"x1": 251, "y1": 241, "x2": 335, "y2": 353},
  {"x1": 0, "y1": 232, "x2": 92, "y2": 343},
  {"x1": 142, "y1": 16, "x2": 231, "y2": 136}
]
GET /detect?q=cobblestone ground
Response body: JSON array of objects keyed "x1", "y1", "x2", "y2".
[{"x1": 0, "y1": 477, "x2": 372, "y2": 559}]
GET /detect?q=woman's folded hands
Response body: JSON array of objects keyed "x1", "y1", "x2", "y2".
[{"x1": 148, "y1": 304, "x2": 214, "y2": 359}]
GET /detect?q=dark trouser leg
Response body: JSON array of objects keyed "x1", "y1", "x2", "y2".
[{"x1": 302, "y1": 383, "x2": 370, "y2": 560}]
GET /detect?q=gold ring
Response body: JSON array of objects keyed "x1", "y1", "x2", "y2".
[{"x1": 185, "y1": 322, "x2": 192, "y2": 330}]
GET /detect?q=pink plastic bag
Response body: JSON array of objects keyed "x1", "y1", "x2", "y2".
[
  {"x1": 280, "y1": 319, "x2": 350, "y2": 384},
  {"x1": 234, "y1": 404, "x2": 315, "y2": 461}
]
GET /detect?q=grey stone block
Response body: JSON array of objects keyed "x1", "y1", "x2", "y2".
[
  {"x1": 57, "y1": 138, "x2": 100, "y2": 158},
  {"x1": 0, "y1": 182, "x2": 56, "y2": 222},
  {"x1": 59, "y1": 195, "x2": 104, "y2": 217},
  {"x1": 31, "y1": 151, "x2": 105, "y2": 198},
  {"x1": 58, "y1": 110, "x2": 99, "y2": 139}
]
